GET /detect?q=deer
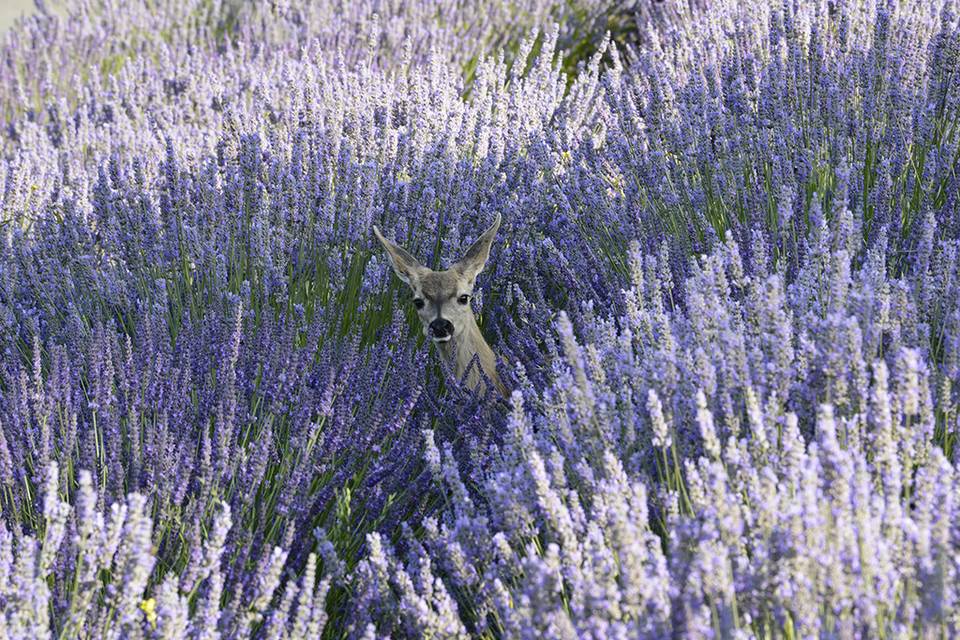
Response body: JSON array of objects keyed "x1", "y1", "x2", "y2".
[{"x1": 372, "y1": 214, "x2": 507, "y2": 398}]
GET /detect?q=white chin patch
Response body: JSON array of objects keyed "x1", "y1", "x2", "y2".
[{"x1": 432, "y1": 336, "x2": 452, "y2": 343}]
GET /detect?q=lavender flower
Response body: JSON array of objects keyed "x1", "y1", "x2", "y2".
[{"x1": 0, "y1": 0, "x2": 958, "y2": 636}]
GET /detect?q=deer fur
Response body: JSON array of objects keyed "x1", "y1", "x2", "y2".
[{"x1": 372, "y1": 214, "x2": 507, "y2": 397}]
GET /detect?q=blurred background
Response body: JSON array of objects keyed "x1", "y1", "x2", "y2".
[{"x1": 0, "y1": 0, "x2": 35, "y2": 34}]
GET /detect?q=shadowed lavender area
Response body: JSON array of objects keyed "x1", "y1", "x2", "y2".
[{"x1": 0, "y1": 0, "x2": 958, "y2": 637}]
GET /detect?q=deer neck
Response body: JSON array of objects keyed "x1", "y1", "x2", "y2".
[{"x1": 437, "y1": 315, "x2": 504, "y2": 396}]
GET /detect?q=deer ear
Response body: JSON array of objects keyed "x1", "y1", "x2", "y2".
[
  {"x1": 373, "y1": 226, "x2": 425, "y2": 287},
  {"x1": 455, "y1": 213, "x2": 501, "y2": 283}
]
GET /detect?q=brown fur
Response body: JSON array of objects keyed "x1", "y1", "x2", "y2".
[{"x1": 373, "y1": 215, "x2": 507, "y2": 398}]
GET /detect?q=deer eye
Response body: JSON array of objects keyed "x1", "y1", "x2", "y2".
[
  {"x1": 458, "y1": 294, "x2": 470, "y2": 305},
  {"x1": 413, "y1": 298, "x2": 425, "y2": 310}
]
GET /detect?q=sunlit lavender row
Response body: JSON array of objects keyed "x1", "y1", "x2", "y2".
[{"x1": 0, "y1": 0, "x2": 958, "y2": 637}]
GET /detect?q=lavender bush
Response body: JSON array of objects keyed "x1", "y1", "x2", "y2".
[{"x1": 0, "y1": 0, "x2": 958, "y2": 637}]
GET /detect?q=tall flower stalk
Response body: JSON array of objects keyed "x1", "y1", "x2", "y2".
[{"x1": 0, "y1": 0, "x2": 957, "y2": 636}]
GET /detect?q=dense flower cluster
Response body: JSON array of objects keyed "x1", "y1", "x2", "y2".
[{"x1": 0, "y1": 0, "x2": 958, "y2": 637}]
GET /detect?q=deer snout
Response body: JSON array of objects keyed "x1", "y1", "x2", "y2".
[{"x1": 429, "y1": 318, "x2": 454, "y2": 340}]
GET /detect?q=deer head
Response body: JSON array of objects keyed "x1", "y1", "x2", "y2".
[{"x1": 373, "y1": 214, "x2": 506, "y2": 397}]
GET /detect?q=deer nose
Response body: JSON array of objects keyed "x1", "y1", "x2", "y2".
[{"x1": 429, "y1": 318, "x2": 454, "y2": 338}]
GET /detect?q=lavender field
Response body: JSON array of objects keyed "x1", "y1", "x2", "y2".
[{"x1": 0, "y1": 0, "x2": 958, "y2": 637}]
